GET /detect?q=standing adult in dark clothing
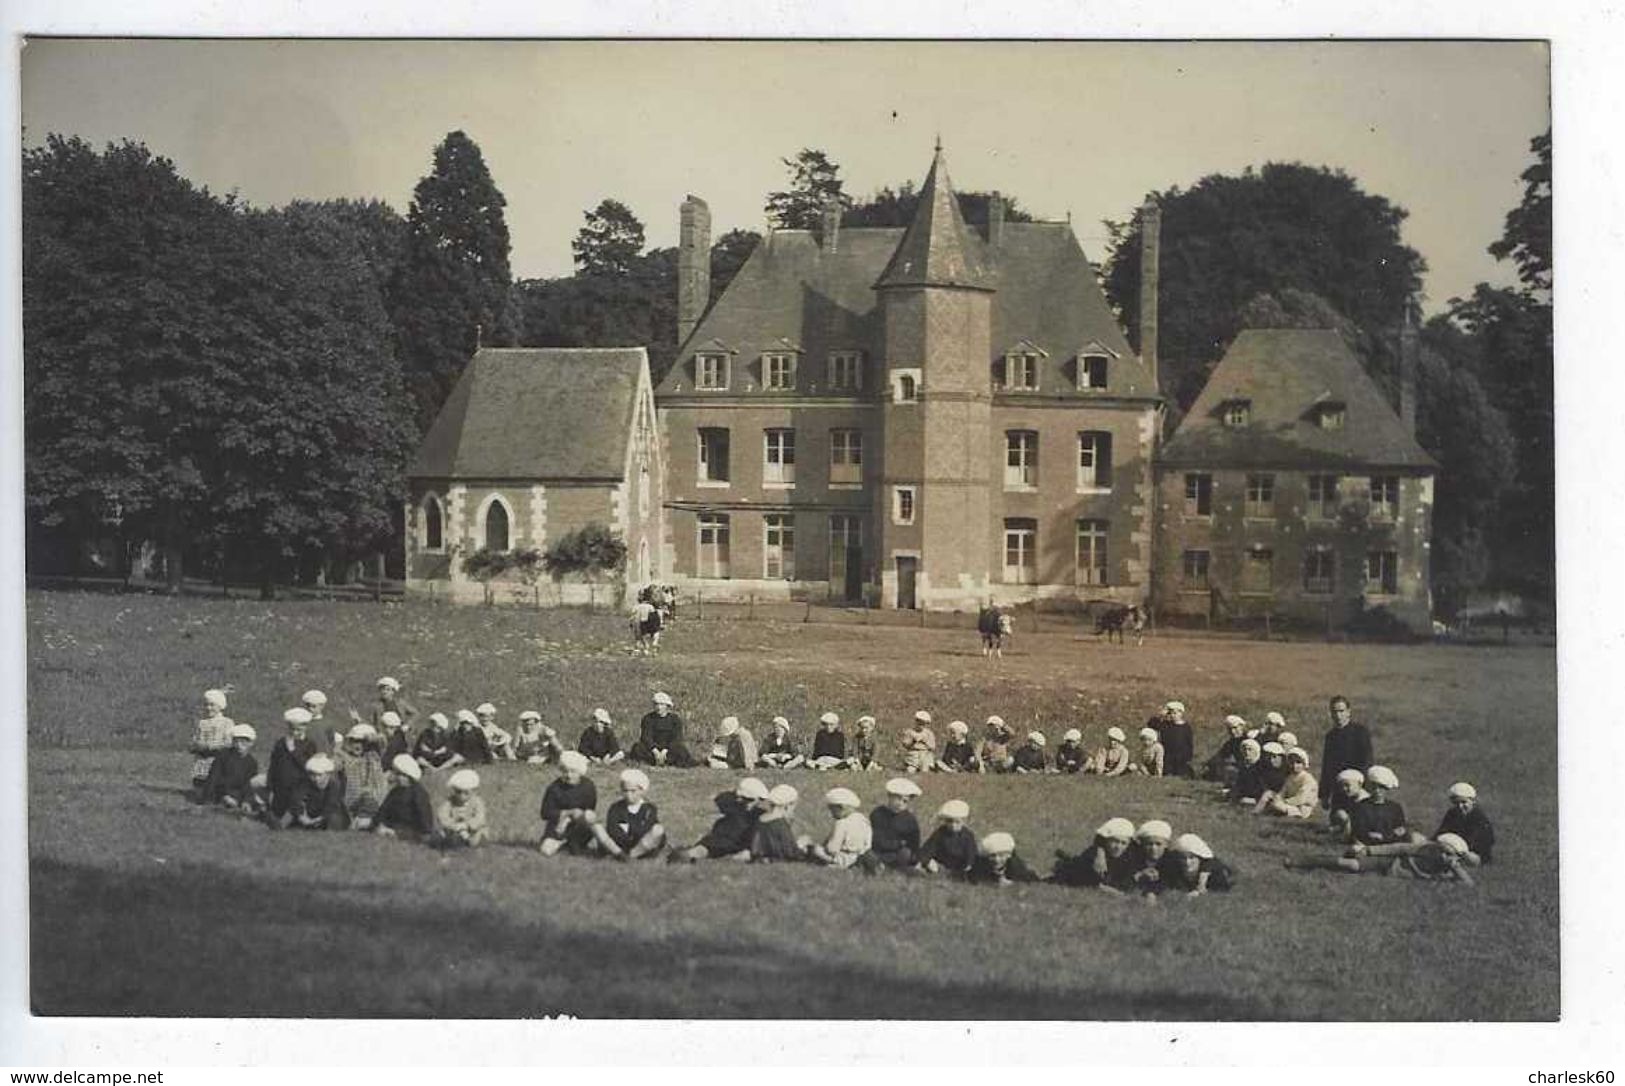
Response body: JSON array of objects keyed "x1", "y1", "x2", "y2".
[
  {"x1": 451, "y1": 709, "x2": 494, "y2": 765},
  {"x1": 1436, "y1": 781, "x2": 1496, "y2": 864},
  {"x1": 1318, "y1": 695, "x2": 1374, "y2": 810},
  {"x1": 266, "y1": 708, "x2": 318, "y2": 820},
  {"x1": 630, "y1": 691, "x2": 695, "y2": 767},
  {"x1": 375, "y1": 755, "x2": 437, "y2": 841},
  {"x1": 861, "y1": 778, "x2": 923, "y2": 871},
  {"x1": 1153, "y1": 701, "x2": 1196, "y2": 778}
]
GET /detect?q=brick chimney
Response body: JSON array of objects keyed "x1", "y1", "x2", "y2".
[
  {"x1": 677, "y1": 194, "x2": 711, "y2": 345},
  {"x1": 1399, "y1": 299, "x2": 1419, "y2": 436},
  {"x1": 988, "y1": 190, "x2": 1005, "y2": 246},
  {"x1": 1139, "y1": 198, "x2": 1162, "y2": 393},
  {"x1": 820, "y1": 196, "x2": 841, "y2": 254}
]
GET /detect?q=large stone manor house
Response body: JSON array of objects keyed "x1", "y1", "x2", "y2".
[{"x1": 406, "y1": 147, "x2": 1436, "y2": 633}]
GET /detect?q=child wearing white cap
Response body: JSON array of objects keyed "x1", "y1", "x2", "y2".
[
  {"x1": 706, "y1": 716, "x2": 758, "y2": 770},
  {"x1": 1326, "y1": 769, "x2": 1369, "y2": 840},
  {"x1": 860, "y1": 778, "x2": 923, "y2": 872},
  {"x1": 539, "y1": 751, "x2": 599, "y2": 856},
  {"x1": 922, "y1": 800, "x2": 978, "y2": 875},
  {"x1": 334, "y1": 723, "x2": 388, "y2": 829},
  {"x1": 412, "y1": 712, "x2": 463, "y2": 772},
  {"x1": 436, "y1": 769, "x2": 489, "y2": 848},
  {"x1": 1316, "y1": 832, "x2": 1476, "y2": 884},
  {"x1": 758, "y1": 717, "x2": 805, "y2": 770},
  {"x1": 188, "y1": 689, "x2": 236, "y2": 801},
  {"x1": 1254, "y1": 748, "x2": 1318, "y2": 819},
  {"x1": 898, "y1": 711, "x2": 937, "y2": 774},
  {"x1": 592, "y1": 769, "x2": 666, "y2": 860},
  {"x1": 1435, "y1": 782, "x2": 1494, "y2": 865},
  {"x1": 475, "y1": 703, "x2": 516, "y2": 761},
  {"x1": 202, "y1": 724, "x2": 260, "y2": 811},
  {"x1": 578, "y1": 708, "x2": 627, "y2": 766},
  {"x1": 266, "y1": 708, "x2": 318, "y2": 820},
  {"x1": 1051, "y1": 818, "x2": 1139, "y2": 892},
  {"x1": 1055, "y1": 729, "x2": 1087, "y2": 774},
  {"x1": 848, "y1": 716, "x2": 882, "y2": 772},
  {"x1": 1201, "y1": 715, "x2": 1251, "y2": 784},
  {"x1": 1160, "y1": 834, "x2": 1236, "y2": 895},
  {"x1": 1257, "y1": 742, "x2": 1289, "y2": 795},
  {"x1": 967, "y1": 832, "x2": 1040, "y2": 886},
  {"x1": 370, "y1": 677, "x2": 418, "y2": 733},
  {"x1": 378, "y1": 711, "x2": 412, "y2": 764},
  {"x1": 671, "y1": 778, "x2": 769, "y2": 862},
  {"x1": 1129, "y1": 820, "x2": 1175, "y2": 895},
  {"x1": 631, "y1": 692, "x2": 696, "y2": 767},
  {"x1": 979, "y1": 716, "x2": 1016, "y2": 774},
  {"x1": 1227, "y1": 739, "x2": 1266, "y2": 803},
  {"x1": 750, "y1": 784, "x2": 805, "y2": 863},
  {"x1": 937, "y1": 721, "x2": 979, "y2": 773},
  {"x1": 809, "y1": 713, "x2": 848, "y2": 771},
  {"x1": 375, "y1": 755, "x2": 437, "y2": 842},
  {"x1": 1013, "y1": 731, "x2": 1049, "y2": 773},
  {"x1": 1153, "y1": 701, "x2": 1196, "y2": 778},
  {"x1": 1083, "y1": 728, "x2": 1132, "y2": 776},
  {"x1": 301, "y1": 690, "x2": 339, "y2": 753},
  {"x1": 808, "y1": 788, "x2": 872, "y2": 869},
  {"x1": 1347, "y1": 765, "x2": 1420, "y2": 850},
  {"x1": 1130, "y1": 727, "x2": 1165, "y2": 777},
  {"x1": 513, "y1": 711, "x2": 562, "y2": 765},
  {"x1": 287, "y1": 754, "x2": 349, "y2": 831},
  {"x1": 452, "y1": 709, "x2": 495, "y2": 765}
]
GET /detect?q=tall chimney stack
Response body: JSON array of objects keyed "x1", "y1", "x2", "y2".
[
  {"x1": 1139, "y1": 198, "x2": 1162, "y2": 393},
  {"x1": 1399, "y1": 299, "x2": 1419, "y2": 436},
  {"x1": 677, "y1": 194, "x2": 711, "y2": 345},
  {"x1": 988, "y1": 190, "x2": 1005, "y2": 247},
  {"x1": 820, "y1": 196, "x2": 841, "y2": 254}
]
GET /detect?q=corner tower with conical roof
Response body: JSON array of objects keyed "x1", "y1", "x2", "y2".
[{"x1": 873, "y1": 144, "x2": 997, "y2": 609}]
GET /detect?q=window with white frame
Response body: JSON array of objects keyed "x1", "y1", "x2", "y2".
[
  {"x1": 1182, "y1": 549, "x2": 1211, "y2": 589},
  {"x1": 1184, "y1": 473, "x2": 1213, "y2": 517},
  {"x1": 763, "y1": 353, "x2": 796, "y2": 391},
  {"x1": 1077, "y1": 431, "x2": 1113, "y2": 490},
  {"x1": 1003, "y1": 518, "x2": 1038, "y2": 584},
  {"x1": 1078, "y1": 354, "x2": 1109, "y2": 390},
  {"x1": 1304, "y1": 548, "x2": 1335, "y2": 594},
  {"x1": 763, "y1": 515, "x2": 796, "y2": 580},
  {"x1": 1002, "y1": 352, "x2": 1040, "y2": 391},
  {"x1": 893, "y1": 486, "x2": 916, "y2": 526},
  {"x1": 1075, "y1": 519, "x2": 1109, "y2": 586},
  {"x1": 764, "y1": 429, "x2": 796, "y2": 486},
  {"x1": 1308, "y1": 474, "x2": 1340, "y2": 519},
  {"x1": 1241, "y1": 547, "x2": 1274, "y2": 595},
  {"x1": 827, "y1": 351, "x2": 863, "y2": 392},
  {"x1": 421, "y1": 494, "x2": 444, "y2": 552},
  {"x1": 697, "y1": 514, "x2": 731, "y2": 579},
  {"x1": 1369, "y1": 475, "x2": 1399, "y2": 521},
  {"x1": 697, "y1": 428, "x2": 730, "y2": 484},
  {"x1": 1244, "y1": 473, "x2": 1276, "y2": 518},
  {"x1": 1223, "y1": 400, "x2": 1252, "y2": 428},
  {"x1": 829, "y1": 428, "x2": 862, "y2": 485},
  {"x1": 1365, "y1": 550, "x2": 1398, "y2": 595},
  {"x1": 695, "y1": 353, "x2": 729, "y2": 390},
  {"x1": 1005, "y1": 430, "x2": 1038, "y2": 489}
]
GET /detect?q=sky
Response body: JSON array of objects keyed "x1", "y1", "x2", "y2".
[{"x1": 20, "y1": 39, "x2": 1549, "y2": 312}]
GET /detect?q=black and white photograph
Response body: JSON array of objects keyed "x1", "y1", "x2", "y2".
[{"x1": 9, "y1": 26, "x2": 1594, "y2": 1045}]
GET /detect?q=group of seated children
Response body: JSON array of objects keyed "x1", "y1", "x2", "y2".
[{"x1": 1050, "y1": 817, "x2": 1235, "y2": 898}]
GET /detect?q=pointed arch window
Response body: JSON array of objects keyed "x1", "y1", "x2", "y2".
[
  {"x1": 421, "y1": 494, "x2": 445, "y2": 552},
  {"x1": 482, "y1": 496, "x2": 512, "y2": 553}
]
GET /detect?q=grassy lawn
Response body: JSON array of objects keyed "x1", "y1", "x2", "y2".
[{"x1": 26, "y1": 589, "x2": 1558, "y2": 1019}]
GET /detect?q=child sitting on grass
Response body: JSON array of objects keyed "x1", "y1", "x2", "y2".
[
  {"x1": 809, "y1": 713, "x2": 848, "y2": 771},
  {"x1": 1227, "y1": 739, "x2": 1266, "y2": 804},
  {"x1": 1055, "y1": 729, "x2": 1087, "y2": 774},
  {"x1": 1348, "y1": 765, "x2": 1420, "y2": 849},
  {"x1": 807, "y1": 787, "x2": 872, "y2": 869},
  {"x1": 1013, "y1": 731, "x2": 1049, "y2": 773},
  {"x1": 578, "y1": 708, "x2": 627, "y2": 766},
  {"x1": 287, "y1": 754, "x2": 349, "y2": 831},
  {"x1": 378, "y1": 711, "x2": 412, "y2": 764},
  {"x1": 538, "y1": 751, "x2": 599, "y2": 857},
  {"x1": 979, "y1": 716, "x2": 1016, "y2": 773},
  {"x1": 1436, "y1": 782, "x2": 1495, "y2": 865},
  {"x1": 512, "y1": 711, "x2": 561, "y2": 764},
  {"x1": 375, "y1": 755, "x2": 437, "y2": 842},
  {"x1": 591, "y1": 768, "x2": 666, "y2": 861},
  {"x1": 1327, "y1": 769, "x2": 1370, "y2": 841},
  {"x1": 189, "y1": 688, "x2": 235, "y2": 801},
  {"x1": 1255, "y1": 747, "x2": 1318, "y2": 819},
  {"x1": 452, "y1": 709, "x2": 494, "y2": 765},
  {"x1": 937, "y1": 720, "x2": 979, "y2": 773},
  {"x1": 921, "y1": 799, "x2": 978, "y2": 876},
  {"x1": 1083, "y1": 728, "x2": 1132, "y2": 776},
  {"x1": 899, "y1": 711, "x2": 937, "y2": 774},
  {"x1": 751, "y1": 784, "x2": 806, "y2": 863},
  {"x1": 333, "y1": 723, "x2": 388, "y2": 829},
  {"x1": 861, "y1": 777, "x2": 923, "y2": 872},
  {"x1": 758, "y1": 717, "x2": 805, "y2": 770},
  {"x1": 671, "y1": 777, "x2": 769, "y2": 862},
  {"x1": 1201, "y1": 715, "x2": 1251, "y2": 784},
  {"x1": 1130, "y1": 728, "x2": 1165, "y2": 777},
  {"x1": 413, "y1": 712, "x2": 462, "y2": 773},
  {"x1": 202, "y1": 723, "x2": 260, "y2": 812},
  {"x1": 475, "y1": 703, "x2": 515, "y2": 761},
  {"x1": 1129, "y1": 820, "x2": 1174, "y2": 896},
  {"x1": 848, "y1": 716, "x2": 882, "y2": 771},
  {"x1": 967, "y1": 832, "x2": 1040, "y2": 886},
  {"x1": 436, "y1": 768, "x2": 489, "y2": 848},
  {"x1": 1256, "y1": 742, "x2": 1289, "y2": 795},
  {"x1": 1052, "y1": 817, "x2": 1139, "y2": 892},
  {"x1": 267, "y1": 708, "x2": 318, "y2": 821},
  {"x1": 706, "y1": 716, "x2": 758, "y2": 769},
  {"x1": 1158, "y1": 833, "x2": 1236, "y2": 896}
]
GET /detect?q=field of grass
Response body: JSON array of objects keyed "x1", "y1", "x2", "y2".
[{"x1": 26, "y1": 589, "x2": 1559, "y2": 1019}]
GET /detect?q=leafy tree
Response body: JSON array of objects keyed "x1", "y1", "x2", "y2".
[
  {"x1": 1101, "y1": 163, "x2": 1426, "y2": 410},
  {"x1": 571, "y1": 199, "x2": 646, "y2": 277},
  {"x1": 844, "y1": 183, "x2": 1035, "y2": 229},
  {"x1": 765, "y1": 148, "x2": 851, "y2": 230},
  {"x1": 1488, "y1": 129, "x2": 1551, "y2": 293},
  {"x1": 542, "y1": 523, "x2": 627, "y2": 582},
  {"x1": 709, "y1": 228, "x2": 761, "y2": 305},
  {"x1": 387, "y1": 130, "x2": 515, "y2": 431}
]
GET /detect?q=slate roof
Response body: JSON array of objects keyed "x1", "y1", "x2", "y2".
[
  {"x1": 1159, "y1": 329, "x2": 1436, "y2": 471},
  {"x1": 874, "y1": 148, "x2": 993, "y2": 292},
  {"x1": 411, "y1": 347, "x2": 647, "y2": 480}
]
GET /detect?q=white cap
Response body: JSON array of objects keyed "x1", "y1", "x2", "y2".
[
  {"x1": 767, "y1": 784, "x2": 799, "y2": 806},
  {"x1": 913, "y1": 710, "x2": 933, "y2": 724},
  {"x1": 519, "y1": 710, "x2": 542, "y2": 722},
  {"x1": 1435, "y1": 832, "x2": 1470, "y2": 856},
  {"x1": 346, "y1": 723, "x2": 377, "y2": 742},
  {"x1": 736, "y1": 777, "x2": 770, "y2": 801},
  {"x1": 771, "y1": 716, "x2": 790, "y2": 729},
  {"x1": 592, "y1": 708, "x2": 612, "y2": 724},
  {"x1": 1366, "y1": 765, "x2": 1399, "y2": 789},
  {"x1": 986, "y1": 715, "x2": 1006, "y2": 728},
  {"x1": 1224, "y1": 714, "x2": 1247, "y2": 728},
  {"x1": 379, "y1": 711, "x2": 403, "y2": 729},
  {"x1": 980, "y1": 832, "x2": 1016, "y2": 855},
  {"x1": 856, "y1": 715, "x2": 876, "y2": 727},
  {"x1": 1139, "y1": 727, "x2": 1160, "y2": 742},
  {"x1": 230, "y1": 723, "x2": 257, "y2": 741},
  {"x1": 1278, "y1": 732, "x2": 1299, "y2": 749},
  {"x1": 559, "y1": 751, "x2": 590, "y2": 773},
  {"x1": 1262, "y1": 742, "x2": 1286, "y2": 755},
  {"x1": 619, "y1": 768, "x2": 651, "y2": 791},
  {"x1": 1448, "y1": 782, "x2": 1478, "y2": 800},
  {"x1": 1240, "y1": 738, "x2": 1262, "y2": 754},
  {"x1": 203, "y1": 689, "x2": 228, "y2": 710},
  {"x1": 377, "y1": 676, "x2": 400, "y2": 691},
  {"x1": 1287, "y1": 747, "x2": 1310, "y2": 764},
  {"x1": 823, "y1": 786, "x2": 861, "y2": 809},
  {"x1": 1336, "y1": 768, "x2": 1366, "y2": 784},
  {"x1": 1028, "y1": 731, "x2": 1046, "y2": 746},
  {"x1": 390, "y1": 754, "x2": 422, "y2": 780},
  {"x1": 885, "y1": 777, "x2": 922, "y2": 798},
  {"x1": 1107, "y1": 727, "x2": 1126, "y2": 742},
  {"x1": 428, "y1": 712, "x2": 449, "y2": 728},
  {"x1": 1096, "y1": 817, "x2": 1136, "y2": 841},
  {"x1": 718, "y1": 716, "x2": 740, "y2": 736},
  {"x1": 283, "y1": 708, "x2": 313, "y2": 726},
  {"x1": 1265, "y1": 711, "x2": 1286, "y2": 727},
  {"x1": 1165, "y1": 700, "x2": 1186, "y2": 713},
  {"x1": 305, "y1": 754, "x2": 335, "y2": 774},
  {"x1": 302, "y1": 690, "x2": 328, "y2": 707},
  {"x1": 820, "y1": 711, "x2": 840, "y2": 725},
  {"x1": 1136, "y1": 819, "x2": 1173, "y2": 842},
  {"x1": 447, "y1": 769, "x2": 480, "y2": 791},
  {"x1": 1173, "y1": 833, "x2": 1214, "y2": 860},
  {"x1": 475, "y1": 702, "x2": 497, "y2": 716},
  {"x1": 1063, "y1": 728, "x2": 1082, "y2": 743},
  {"x1": 938, "y1": 799, "x2": 970, "y2": 820},
  {"x1": 652, "y1": 691, "x2": 673, "y2": 706},
  {"x1": 948, "y1": 720, "x2": 969, "y2": 736},
  {"x1": 457, "y1": 709, "x2": 478, "y2": 725}
]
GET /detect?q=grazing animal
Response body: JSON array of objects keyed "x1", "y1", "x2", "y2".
[
  {"x1": 978, "y1": 607, "x2": 1014, "y2": 658},
  {"x1": 630, "y1": 585, "x2": 675, "y2": 655},
  {"x1": 1096, "y1": 604, "x2": 1147, "y2": 645}
]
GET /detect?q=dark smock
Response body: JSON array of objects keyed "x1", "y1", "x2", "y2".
[
  {"x1": 202, "y1": 748, "x2": 258, "y2": 806},
  {"x1": 1013, "y1": 745, "x2": 1047, "y2": 772},
  {"x1": 382, "y1": 730, "x2": 412, "y2": 764},
  {"x1": 1436, "y1": 806, "x2": 1495, "y2": 863},
  {"x1": 922, "y1": 824, "x2": 978, "y2": 874},
  {"x1": 1155, "y1": 718, "x2": 1195, "y2": 778},
  {"x1": 292, "y1": 777, "x2": 350, "y2": 830},
  {"x1": 1054, "y1": 840, "x2": 1140, "y2": 890},
  {"x1": 267, "y1": 737, "x2": 317, "y2": 817},
  {"x1": 697, "y1": 790, "x2": 759, "y2": 856},
  {"x1": 866, "y1": 806, "x2": 921, "y2": 867},
  {"x1": 540, "y1": 777, "x2": 599, "y2": 851},
  {"x1": 604, "y1": 798, "x2": 660, "y2": 852},
  {"x1": 851, "y1": 734, "x2": 879, "y2": 767},
  {"x1": 1350, "y1": 798, "x2": 1410, "y2": 846},
  {"x1": 939, "y1": 740, "x2": 978, "y2": 771},
  {"x1": 1319, "y1": 722, "x2": 1374, "y2": 806},
  {"x1": 759, "y1": 734, "x2": 800, "y2": 763},
  {"x1": 412, "y1": 727, "x2": 458, "y2": 769},
  {"x1": 376, "y1": 780, "x2": 437, "y2": 840},
  {"x1": 631, "y1": 711, "x2": 695, "y2": 766},
  {"x1": 1157, "y1": 852, "x2": 1236, "y2": 893},
  {"x1": 578, "y1": 726, "x2": 622, "y2": 761},
  {"x1": 1202, "y1": 735, "x2": 1246, "y2": 782},
  {"x1": 811, "y1": 730, "x2": 847, "y2": 762},
  {"x1": 750, "y1": 818, "x2": 804, "y2": 862},
  {"x1": 1231, "y1": 760, "x2": 1266, "y2": 801},
  {"x1": 967, "y1": 853, "x2": 1040, "y2": 885},
  {"x1": 1055, "y1": 742, "x2": 1086, "y2": 774},
  {"x1": 452, "y1": 724, "x2": 493, "y2": 765}
]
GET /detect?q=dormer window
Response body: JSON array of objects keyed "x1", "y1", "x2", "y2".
[
  {"x1": 1078, "y1": 354, "x2": 1109, "y2": 390},
  {"x1": 1316, "y1": 402, "x2": 1347, "y2": 430},
  {"x1": 827, "y1": 350, "x2": 863, "y2": 391},
  {"x1": 763, "y1": 353, "x2": 796, "y2": 391},
  {"x1": 1223, "y1": 400, "x2": 1251, "y2": 428},
  {"x1": 696, "y1": 353, "x2": 729, "y2": 391},
  {"x1": 1001, "y1": 352, "x2": 1040, "y2": 391}
]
